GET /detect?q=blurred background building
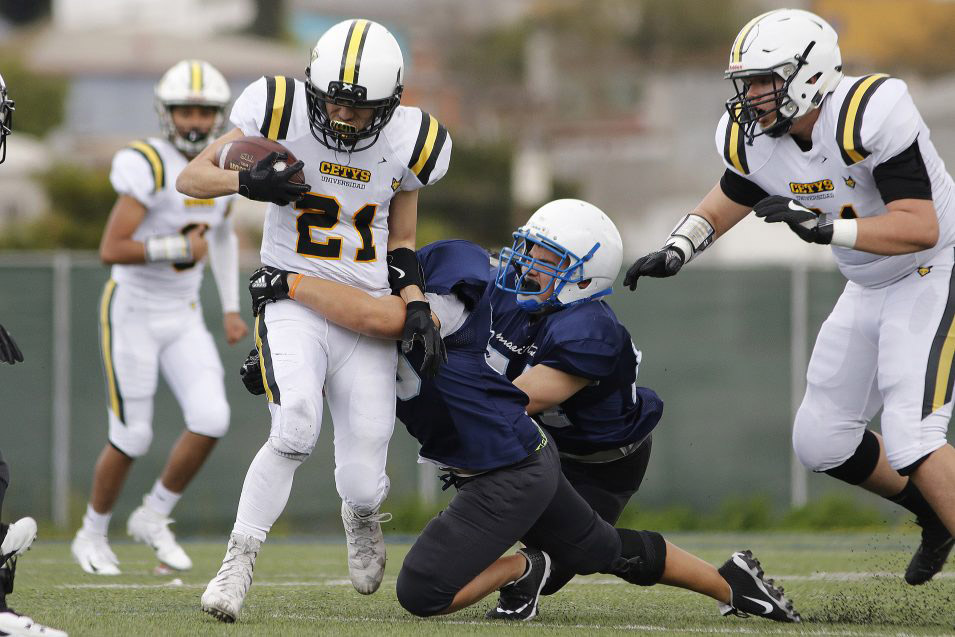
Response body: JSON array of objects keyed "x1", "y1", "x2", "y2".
[{"x1": 1, "y1": 0, "x2": 954, "y2": 532}]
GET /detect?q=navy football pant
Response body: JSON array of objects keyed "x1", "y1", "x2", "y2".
[
  {"x1": 396, "y1": 434, "x2": 622, "y2": 617},
  {"x1": 542, "y1": 435, "x2": 652, "y2": 595}
]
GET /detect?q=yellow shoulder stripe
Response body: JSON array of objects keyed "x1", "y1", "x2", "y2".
[{"x1": 127, "y1": 141, "x2": 164, "y2": 192}]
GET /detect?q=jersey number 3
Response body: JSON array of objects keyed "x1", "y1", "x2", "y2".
[{"x1": 294, "y1": 193, "x2": 377, "y2": 261}]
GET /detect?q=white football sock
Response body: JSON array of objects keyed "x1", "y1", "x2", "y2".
[
  {"x1": 233, "y1": 443, "x2": 302, "y2": 542},
  {"x1": 144, "y1": 479, "x2": 182, "y2": 517},
  {"x1": 82, "y1": 504, "x2": 111, "y2": 536}
]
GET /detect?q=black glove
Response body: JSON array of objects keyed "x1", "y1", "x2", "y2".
[
  {"x1": 249, "y1": 265, "x2": 293, "y2": 316},
  {"x1": 401, "y1": 300, "x2": 446, "y2": 378},
  {"x1": 0, "y1": 323, "x2": 23, "y2": 365},
  {"x1": 753, "y1": 195, "x2": 833, "y2": 245},
  {"x1": 238, "y1": 152, "x2": 309, "y2": 206},
  {"x1": 239, "y1": 348, "x2": 266, "y2": 395},
  {"x1": 623, "y1": 248, "x2": 685, "y2": 291}
]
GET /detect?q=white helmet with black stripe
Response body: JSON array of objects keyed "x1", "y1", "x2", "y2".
[
  {"x1": 155, "y1": 59, "x2": 231, "y2": 156},
  {"x1": 305, "y1": 19, "x2": 404, "y2": 152},
  {"x1": 0, "y1": 73, "x2": 13, "y2": 164},
  {"x1": 725, "y1": 9, "x2": 843, "y2": 142}
]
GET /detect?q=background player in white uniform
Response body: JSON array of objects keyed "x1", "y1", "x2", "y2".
[
  {"x1": 625, "y1": 9, "x2": 955, "y2": 586},
  {"x1": 0, "y1": 73, "x2": 68, "y2": 637},
  {"x1": 176, "y1": 19, "x2": 450, "y2": 615},
  {"x1": 71, "y1": 60, "x2": 247, "y2": 576}
]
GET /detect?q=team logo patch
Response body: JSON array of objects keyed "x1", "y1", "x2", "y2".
[
  {"x1": 843, "y1": 176, "x2": 856, "y2": 189},
  {"x1": 391, "y1": 178, "x2": 400, "y2": 192},
  {"x1": 319, "y1": 161, "x2": 371, "y2": 182},
  {"x1": 789, "y1": 179, "x2": 834, "y2": 195},
  {"x1": 918, "y1": 266, "x2": 933, "y2": 277}
]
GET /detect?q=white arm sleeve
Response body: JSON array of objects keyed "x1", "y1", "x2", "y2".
[
  {"x1": 208, "y1": 212, "x2": 241, "y2": 313},
  {"x1": 425, "y1": 292, "x2": 469, "y2": 338}
]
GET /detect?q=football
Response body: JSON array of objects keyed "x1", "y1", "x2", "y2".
[{"x1": 215, "y1": 136, "x2": 305, "y2": 184}]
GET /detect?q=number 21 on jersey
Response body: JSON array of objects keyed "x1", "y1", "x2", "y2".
[{"x1": 294, "y1": 192, "x2": 378, "y2": 262}]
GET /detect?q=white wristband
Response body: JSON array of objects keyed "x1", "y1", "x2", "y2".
[
  {"x1": 145, "y1": 234, "x2": 192, "y2": 263},
  {"x1": 830, "y1": 219, "x2": 858, "y2": 249}
]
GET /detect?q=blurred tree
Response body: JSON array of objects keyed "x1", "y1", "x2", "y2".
[
  {"x1": 0, "y1": 0, "x2": 50, "y2": 24},
  {"x1": 0, "y1": 54, "x2": 67, "y2": 138},
  {"x1": 0, "y1": 163, "x2": 113, "y2": 250},
  {"x1": 246, "y1": 0, "x2": 286, "y2": 39},
  {"x1": 631, "y1": 0, "x2": 756, "y2": 65}
]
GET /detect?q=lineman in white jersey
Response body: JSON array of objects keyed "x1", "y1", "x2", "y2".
[
  {"x1": 625, "y1": 9, "x2": 955, "y2": 585},
  {"x1": 176, "y1": 19, "x2": 450, "y2": 620},
  {"x1": 71, "y1": 60, "x2": 248, "y2": 576}
]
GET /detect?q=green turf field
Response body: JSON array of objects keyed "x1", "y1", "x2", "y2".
[{"x1": 8, "y1": 532, "x2": 954, "y2": 636}]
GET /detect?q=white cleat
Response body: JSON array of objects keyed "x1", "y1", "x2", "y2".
[
  {"x1": 341, "y1": 502, "x2": 391, "y2": 595},
  {"x1": 127, "y1": 503, "x2": 192, "y2": 571},
  {"x1": 0, "y1": 518, "x2": 37, "y2": 563},
  {"x1": 200, "y1": 533, "x2": 261, "y2": 623},
  {"x1": 0, "y1": 609, "x2": 68, "y2": 636},
  {"x1": 70, "y1": 529, "x2": 120, "y2": 576}
]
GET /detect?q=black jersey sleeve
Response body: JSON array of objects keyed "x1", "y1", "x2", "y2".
[
  {"x1": 872, "y1": 139, "x2": 933, "y2": 203},
  {"x1": 719, "y1": 169, "x2": 769, "y2": 208}
]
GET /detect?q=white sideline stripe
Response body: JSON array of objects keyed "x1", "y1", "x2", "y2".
[{"x1": 59, "y1": 570, "x2": 955, "y2": 590}]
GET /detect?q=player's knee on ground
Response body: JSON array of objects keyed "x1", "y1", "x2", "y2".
[
  {"x1": 608, "y1": 529, "x2": 666, "y2": 586},
  {"x1": 183, "y1": 393, "x2": 230, "y2": 439},
  {"x1": 267, "y1": 390, "x2": 321, "y2": 460},
  {"x1": 395, "y1": 562, "x2": 452, "y2": 617},
  {"x1": 791, "y1": 403, "x2": 864, "y2": 473},
  {"x1": 336, "y1": 464, "x2": 389, "y2": 513}
]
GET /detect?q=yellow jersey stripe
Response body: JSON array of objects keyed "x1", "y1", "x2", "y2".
[
  {"x1": 98, "y1": 280, "x2": 124, "y2": 422},
  {"x1": 410, "y1": 116, "x2": 439, "y2": 176},
  {"x1": 839, "y1": 74, "x2": 889, "y2": 165},
  {"x1": 127, "y1": 141, "x2": 164, "y2": 193},
  {"x1": 266, "y1": 76, "x2": 288, "y2": 141},
  {"x1": 342, "y1": 19, "x2": 370, "y2": 85}
]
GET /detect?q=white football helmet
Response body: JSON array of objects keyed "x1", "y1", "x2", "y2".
[
  {"x1": 725, "y1": 9, "x2": 843, "y2": 142},
  {"x1": 154, "y1": 60, "x2": 231, "y2": 156},
  {"x1": 0, "y1": 73, "x2": 13, "y2": 164},
  {"x1": 305, "y1": 19, "x2": 404, "y2": 152},
  {"x1": 496, "y1": 199, "x2": 623, "y2": 312}
]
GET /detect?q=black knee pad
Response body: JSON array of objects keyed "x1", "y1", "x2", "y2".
[
  {"x1": 609, "y1": 529, "x2": 667, "y2": 586},
  {"x1": 824, "y1": 429, "x2": 879, "y2": 485},
  {"x1": 395, "y1": 565, "x2": 449, "y2": 617}
]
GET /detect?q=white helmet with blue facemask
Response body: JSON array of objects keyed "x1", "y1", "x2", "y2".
[{"x1": 495, "y1": 199, "x2": 623, "y2": 312}]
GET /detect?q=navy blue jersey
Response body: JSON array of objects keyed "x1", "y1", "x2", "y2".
[
  {"x1": 395, "y1": 240, "x2": 545, "y2": 471},
  {"x1": 487, "y1": 266, "x2": 663, "y2": 455}
]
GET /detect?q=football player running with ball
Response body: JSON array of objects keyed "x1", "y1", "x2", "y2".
[
  {"x1": 626, "y1": 8, "x2": 955, "y2": 585},
  {"x1": 71, "y1": 60, "x2": 247, "y2": 576},
  {"x1": 176, "y1": 19, "x2": 450, "y2": 619},
  {"x1": 484, "y1": 199, "x2": 662, "y2": 617},
  {"x1": 243, "y1": 202, "x2": 800, "y2": 624}
]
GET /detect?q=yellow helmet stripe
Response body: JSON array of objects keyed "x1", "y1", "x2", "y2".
[
  {"x1": 190, "y1": 60, "x2": 203, "y2": 93},
  {"x1": 98, "y1": 280, "x2": 124, "y2": 423},
  {"x1": 923, "y1": 268, "x2": 955, "y2": 418},
  {"x1": 730, "y1": 10, "x2": 780, "y2": 64},
  {"x1": 340, "y1": 19, "x2": 370, "y2": 85},
  {"x1": 838, "y1": 74, "x2": 890, "y2": 165},
  {"x1": 128, "y1": 141, "x2": 164, "y2": 192}
]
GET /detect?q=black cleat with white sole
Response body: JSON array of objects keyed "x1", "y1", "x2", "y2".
[
  {"x1": 718, "y1": 550, "x2": 800, "y2": 623},
  {"x1": 485, "y1": 548, "x2": 551, "y2": 621},
  {"x1": 905, "y1": 516, "x2": 954, "y2": 585}
]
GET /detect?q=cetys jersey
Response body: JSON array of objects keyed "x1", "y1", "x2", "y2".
[
  {"x1": 717, "y1": 74, "x2": 955, "y2": 288},
  {"x1": 230, "y1": 76, "x2": 452, "y2": 293},
  {"x1": 109, "y1": 136, "x2": 236, "y2": 300}
]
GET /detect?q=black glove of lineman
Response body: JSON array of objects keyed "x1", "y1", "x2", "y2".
[
  {"x1": 249, "y1": 265, "x2": 293, "y2": 317},
  {"x1": 239, "y1": 348, "x2": 266, "y2": 395},
  {"x1": 0, "y1": 323, "x2": 23, "y2": 364},
  {"x1": 402, "y1": 300, "x2": 446, "y2": 378},
  {"x1": 623, "y1": 248, "x2": 686, "y2": 291},
  {"x1": 238, "y1": 152, "x2": 309, "y2": 206},
  {"x1": 753, "y1": 195, "x2": 833, "y2": 245}
]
